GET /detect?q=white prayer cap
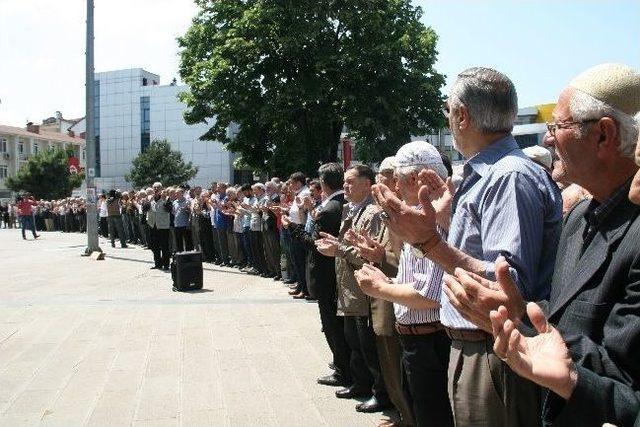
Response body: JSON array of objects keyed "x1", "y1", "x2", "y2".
[
  {"x1": 394, "y1": 140, "x2": 447, "y2": 180},
  {"x1": 523, "y1": 145, "x2": 553, "y2": 170},
  {"x1": 569, "y1": 63, "x2": 640, "y2": 115}
]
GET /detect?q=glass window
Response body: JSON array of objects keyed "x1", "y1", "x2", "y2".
[
  {"x1": 0, "y1": 165, "x2": 7, "y2": 179},
  {"x1": 33, "y1": 143, "x2": 39, "y2": 154},
  {"x1": 18, "y1": 142, "x2": 24, "y2": 154},
  {"x1": 0, "y1": 138, "x2": 7, "y2": 153}
]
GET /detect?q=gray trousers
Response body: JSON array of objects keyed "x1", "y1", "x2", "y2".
[
  {"x1": 262, "y1": 229, "x2": 280, "y2": 276},
  {"x1": 191, "y1": 216, "x2": 201, "y2": 251},
  {"x1": 215, "y1": 228, "x2": 230, "y2": 263},
  {"x1": 107, "y1": 216, "x2": 126, "y2": 247},
  {"x1": 448, "y1": 336, "x2": 541, "y2": 427}
]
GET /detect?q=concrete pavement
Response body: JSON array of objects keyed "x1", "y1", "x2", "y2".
[{"x1": 0, "y1": 229, "x2": 388, "y2": 426}]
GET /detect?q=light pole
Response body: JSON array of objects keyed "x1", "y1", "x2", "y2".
[{"x1": 84, "y1": 0, "x2": 101, "y2": 255}]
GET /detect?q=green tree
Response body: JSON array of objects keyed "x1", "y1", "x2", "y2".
[
  {"x1": 6, "y1": 147, "x2": 83, "y2": 200},
  {"x1": 178, "y1": 0, "x2": 445, "y2": 176},
  {"x1": 125, "y1": 139, "x2": 198, "y2": 188}
]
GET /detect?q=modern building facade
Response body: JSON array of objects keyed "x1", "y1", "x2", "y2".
[
  {"x1": 0, "y1": 123, "x2": 86, "y2": 200},
  {"x1": 93, "y1": 68, "x2": 234, "y2": 190}
]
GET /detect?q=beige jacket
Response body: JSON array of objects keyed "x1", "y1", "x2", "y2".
[{"x1": 335, "y1": 199, "x2": 400, "y2": 336}]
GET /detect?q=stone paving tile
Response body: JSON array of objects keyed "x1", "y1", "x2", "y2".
[{"x1": 0, "y1": 229, "x2": 385, "y2": 426}]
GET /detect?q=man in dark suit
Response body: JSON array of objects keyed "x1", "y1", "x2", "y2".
[
  {"x1": 443, "y1": 63, "x2": 640, "y2": 426},
  {"x1": 285, "y1": 163, "x2": 351, "y2": 388}
]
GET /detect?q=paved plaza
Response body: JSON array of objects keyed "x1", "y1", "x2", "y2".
[{"x1": 0, "y1": 229, "x2": 385, "y2": 426}]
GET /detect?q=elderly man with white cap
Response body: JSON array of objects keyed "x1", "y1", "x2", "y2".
[
  {"x1": 446, "y1": 63, "x2": 640, "y2": 427},
  {"x1": 355, "y1": 140, "x2": 454, "y2": 426}
]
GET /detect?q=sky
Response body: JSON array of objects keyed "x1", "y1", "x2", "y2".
[{"x1": 0, "y1": 0, "x2": 638, "y2": 127}]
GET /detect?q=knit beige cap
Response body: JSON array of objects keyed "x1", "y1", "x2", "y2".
[{"x1": 569, "y1": 63, "x2": 640, "y2": 115}]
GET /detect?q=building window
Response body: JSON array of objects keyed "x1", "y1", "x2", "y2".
[
  {"x1": 82, "y1": 148, "x2": 86, "y2": 161},
  {"x1": 140, "y1": 96, "x2": 150, "y2": 151},
  {"x1": 0, "y1": 165, "x2": 7, "y2": 179},
  {"x1": 18, "y1": 142, "x2": 24, "y2": 154},
  {"x1": 0, "y1": 138, "x2": 7, "y2": 153},
  {"x1": 33, "y1": 143, "x2": 39, "y2": 154}
]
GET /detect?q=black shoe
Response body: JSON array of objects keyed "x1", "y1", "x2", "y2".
[
  {"x1": 304, "y1": 296, "x2": 317, "y2": 302},
  {"x1": 111, "y1": 242, "x2": 116, "y2": 248},
  {"x1": 355, "y1": 396, "x2": 392, "y2": 413},
  {"x1": 317, "y1": 374, "x2": 346, "y2": 387},
  {"x1": 328, "y1": 362, "x2": 336, "y2": 371},
  {"x1": 150, "y1": 266, "x2": 160, "y2": 270},
  {"x1": 121, "y1": 244, "x2": 128, "y2": 248},
  {"x1": 284, "y1": 279, "x2": 296, "y2": 284},
  {"x1": 335, "y1": 386, "x2": 370, "y2": 399}
]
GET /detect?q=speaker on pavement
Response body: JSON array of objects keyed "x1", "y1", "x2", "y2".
[{"x1": 171, "y1": 251, "x2": 203, "y2": 292}]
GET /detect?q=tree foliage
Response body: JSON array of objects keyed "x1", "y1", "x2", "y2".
[
  {"x1": 6, "y1": 148, "x2": 83, "y2": 200},
  {"x1": 125, "y1": 139, "x2": 198, "y2": 188},
  {"x1": 178, "y1": 0, "x2": 445, "y2": 176}
]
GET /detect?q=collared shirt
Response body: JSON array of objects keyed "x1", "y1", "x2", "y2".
[
  {"x1": 241, "y1": 196, "x2": 252, "y2": 228},
  {"x1": 304, "y1": 200, "x2": 322, "y2": 234},
  {"x1": 440, "y1": 135, "x2": 563, "y2": 330},
  {"x1": 173, "y1": 197, "x2": 190, "y2": 227},
  {"x1": 581, "y1": 179, "x2": 631, "y2": 254},
  {"x1": 250, "y1": 194, "x2": 264, "y2": 231},
  {"x1": 213, "y1": 193, "x2": 231, "y2": 229},
  {"x1": 395, "y1": 213, "x2": 445, "y2": 325},
  {"x1": 289, "y1": 186, "x2": 310, "y2": 225}
]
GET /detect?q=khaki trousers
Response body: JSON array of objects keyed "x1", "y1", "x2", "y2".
[{"x1": 448, "y1": 336, "x2": 541, "y2": 427}]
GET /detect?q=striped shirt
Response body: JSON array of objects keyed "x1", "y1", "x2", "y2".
[
  {"x1": 440, "y1": 135, "x2": 562, "y2": 329},
  {"x1": 394, "y1": 221, "x2": 446, "y2": 325}
]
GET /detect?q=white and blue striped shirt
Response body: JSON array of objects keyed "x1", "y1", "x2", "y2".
[{"x1": 394, "y1": 224, "x2": 446, "y2": 325}]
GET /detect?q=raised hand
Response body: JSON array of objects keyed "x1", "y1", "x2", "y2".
[
  {"x1": 354, "y1": 263, "x2": 391, "y2": 299},
  {"x1": 315, "y1": 237, "x2": 338, "y2": 257},
  {"x1": 354, "y1": 232, "x2": 385, "y2": 264},
  {"x1": 490, "y1": 303, "x2": 577, "y2": 400},
  {"x1": 418, "y1": 169, "x2": 455, "y2": 231},
  {"x1": 371, "y1": 183, "x2": 439, "y2": 246},
  {"x1": 442, "y1": 257, "x2": 526, "y2": 333}
]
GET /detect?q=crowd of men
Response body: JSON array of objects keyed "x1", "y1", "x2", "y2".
[{"x1": 2, "y1": 63, "x2": 639, "y2": 427}]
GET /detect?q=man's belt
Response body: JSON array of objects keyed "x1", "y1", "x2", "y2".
[
  {"x1": 444, "y1": 327, "x2": 490, "y2": 342},
  {"x1": 395, "y1": 322, "x2": 443, "y2": 336}
]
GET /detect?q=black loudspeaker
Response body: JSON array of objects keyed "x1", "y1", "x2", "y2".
[{"x1": 171, "y1": 251, "x2": 203, "y2": 291}]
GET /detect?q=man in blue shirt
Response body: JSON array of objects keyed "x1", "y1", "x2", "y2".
[{"x1": 372, "y1": 67, "x2": 563, "y2": 427}]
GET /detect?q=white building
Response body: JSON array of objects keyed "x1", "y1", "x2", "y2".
[
  {"x1": 93, "y1": 68, "x2": 234, "y2": 190},
  {"x1": 0, "y1": 123, "x2": 86, "y2": 199}
]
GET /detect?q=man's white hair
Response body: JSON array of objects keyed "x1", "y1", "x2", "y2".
[{"x1": 569, "y1": 89, "x2": 640, "y2": 158}]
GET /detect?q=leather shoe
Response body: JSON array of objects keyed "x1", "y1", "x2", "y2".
[
  {"x1": 317, "y1": 374, "x2": 345, "y2": 387},
  {"x1": 355, "y1": 396, "x2": 392, "y2": 413},
  {"x1": 292, "y1": 292, "x2": 307, "y2": 299},
  {"x1": 335, "y1": 386, "x2": 370, "y2": 399},
  {"x1": 288, "y1": 289, "x2": 299, "y2": 295}
]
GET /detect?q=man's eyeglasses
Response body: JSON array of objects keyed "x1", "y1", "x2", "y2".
[{"x1": 545, "y1": 119, "x2": 600, "y2": 138}]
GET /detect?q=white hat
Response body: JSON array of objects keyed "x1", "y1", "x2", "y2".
[
  {"x1": 523, "y1": 145, "x2": 553, "y2": 170},
  {"x1": 395, "y1": 140, "x2": 448, "y2": 179},
  {"x1": 569, "y1": 63, "x2": 640, "y2": 115},
  {"x1": 378, "y1": 156, "x2": 396, "y2": 172}
]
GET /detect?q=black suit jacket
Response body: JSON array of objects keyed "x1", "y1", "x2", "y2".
[
  {"x1": 542, "y1": 195, "x2": 640, "y2": 427},
  {"x1": 290, "y1": 194, "x2": 345, "y2": 300}
]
